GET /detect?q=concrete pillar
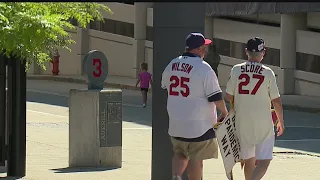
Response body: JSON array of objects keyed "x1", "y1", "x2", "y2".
[
  {"x1": 231, "y1": 42, "x2": 245, "y2": 59},
  {"x1": 77, "y1": 28, "x2": 89, "y2": 75},
  {"x1": 280, "y1": 13, "x2": 307, "y2": 94},
  {"x1": 133, "y1": 3, "x2": 153, "y2": 77},
  {"x1": 152, "y1": 3, "x2": 205, "y2": 180},
  {"x1": 205, "y1": 16, "x2": 213, "y2": 39},
  {"x1": 69, "y1": 89, "x2": 122, "y2": 168}
]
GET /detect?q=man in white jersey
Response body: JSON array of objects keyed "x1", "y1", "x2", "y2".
[
  {"x1": 225, "y1": 37, "x2": 285, "y2": 180},
  {"x1": 161, "y1": 32, "x2": 228, "y2": 180}
]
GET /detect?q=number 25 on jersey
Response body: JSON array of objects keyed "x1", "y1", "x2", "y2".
[{"x1": 169, "y1": 75, "x2": 190, "y2": 97}]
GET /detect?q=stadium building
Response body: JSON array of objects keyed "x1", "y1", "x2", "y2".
[{"x1": 28, "y1": 2, "x2": 320, "y2": 97}]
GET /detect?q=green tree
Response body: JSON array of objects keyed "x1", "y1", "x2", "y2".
[{"x1": 0, "y1": 2, "x2": 112, "y2": 69}]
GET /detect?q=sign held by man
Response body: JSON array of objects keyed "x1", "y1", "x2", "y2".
[{"x1": 215, "y1": 110, "x2": 241, "y2": 179}]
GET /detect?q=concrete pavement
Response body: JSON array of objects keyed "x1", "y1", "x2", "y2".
[
  {"x1": 1, "y1": 79, "x2": 320, "y2": 179},
  {"x1": 27, "y1": 74, "x2": 320, "y2": 113}
]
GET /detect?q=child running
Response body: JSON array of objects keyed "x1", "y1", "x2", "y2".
[{"x1": 135, "y1": 62, "x2": 152, "y2": 108}]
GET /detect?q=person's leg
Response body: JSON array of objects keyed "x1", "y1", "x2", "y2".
[
  {"x1": 244, "y1": 157, "x2": 256, "y2": 180},
  {"x1": 187, "y1": 160, "x2": 203, "y2": 180},
  {"x1": 140, "y1": 89, "x2": 145, "y2": 103},
  {"x1": 171, "y1": 137, "x2": 189, "y2": 179},
  {"x1": 144, "y1": 89, "x2": 148, "y2": 104},
  {"x1": 250, "y1": 160, "x2": 270, "y2": 180},
  {"x1": 187, "y1": 139, "x2": 218, "y2": 180},
  {"x1": 241, "y1": 143, "x2": 256, "y2": 180},
  {"x1": 141, "y1": 89, "x2": 147, "y2": 107},
  {"x1": 143, "y1": 90, "x2": 147, "y2": 105},
  {"x1": 251, "y1": 135, "x2": 274, "y2": 180},
  {"x1": 172, "y1": 153, "x2": 189, "y2": 179}
]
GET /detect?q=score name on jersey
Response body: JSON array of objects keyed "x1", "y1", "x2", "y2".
[{"x1": 240, "y1": 63, "x2": 265, "y2": 75}]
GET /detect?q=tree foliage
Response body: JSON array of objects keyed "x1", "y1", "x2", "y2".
[{"x1": 0, "y1": 2, "x2": 112, "y2": 69}]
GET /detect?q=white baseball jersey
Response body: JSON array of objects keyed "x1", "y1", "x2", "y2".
[
  {"x1": 161, "y1": 54, "x2": 221, "y2": 139},
  {"x1": 226, "y1": 61, "x2": 280, "y2": 145}
]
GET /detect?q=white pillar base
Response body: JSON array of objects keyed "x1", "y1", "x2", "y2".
[{"x1": 69, "y1": 89, "x2": 122, "y2": 168}]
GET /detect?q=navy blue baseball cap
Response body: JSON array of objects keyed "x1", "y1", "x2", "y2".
[
  {"x1": 246, "y1": 37, "x2": 265, "y2": 52},
  {"x1": 185, "y1": 33, "x2": 212, "y2": 50}
]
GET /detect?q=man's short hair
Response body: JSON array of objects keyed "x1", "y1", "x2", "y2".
[{"x1": 247, "y1": 51, "x2": 263, "y2": 58}]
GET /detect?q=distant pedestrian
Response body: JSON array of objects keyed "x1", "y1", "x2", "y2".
[
  {"x1": 135, "y1": 62, "x2": 152, "y2": 108},
  {"x1": 204, "y1": 44, "x2": 221, "y2": 76}
]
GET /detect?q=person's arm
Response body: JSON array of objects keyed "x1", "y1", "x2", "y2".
[
  {"x1": 149, "y1": 75, "x2": 153, "y2": 92},
  {"x1": 161, "y1": 66, "x2": 169, "y2": 90},
  {"x1": 272, "y1": 97, "x2": 283, "y2": 125},
  {"x1": 225, "y1": 67, "x2": 236, "y2": 109},
  {"x1": 135, "y1": 74, "x2": 140, "y2": 87},
  {"x1": 225, "y1": 93, "x2": 234, "y2": 109},
  {"x1": 204, "y1": 69, "x2": 228, "y2": 121},
  {"x1": 149, "y1": 75, "x2": 153, "y2": 87},
  {"x1": 269, "y1": 70, "x2": 284, "y2": 136}
]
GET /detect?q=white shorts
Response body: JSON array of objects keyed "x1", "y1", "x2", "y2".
[{"x1": 241, "y1": 135, "x2": 275, "y2": 160}]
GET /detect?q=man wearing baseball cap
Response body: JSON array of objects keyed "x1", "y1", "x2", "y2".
[
  {"x1": 161, "y1": 32, "x2": 228, "y2": 180},
  {"x1": 225, "y1": 37, "x2": 285, "y2": 180}
]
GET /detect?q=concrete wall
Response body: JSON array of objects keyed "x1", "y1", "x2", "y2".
[
  {"x1": 100, "y1": 3, "x2": 134, "y2": 23},
  {"x1": 213, "y1": 18, "x2": 320, "y2": 97},
  {"x1": 88, "y1": 30, "x2": 134, "y2": 77},
  {"x1": 212, "y1": 18, "x2": 281, "y2": 49},
  {"x1": 28, "y1": 3, "x2": 320, "y2": 97},
  {"x1": 33, "y1": 3, "x2": 152, "y2": 78},
  {"x1": 296, "y1": 30, "x2": 320, "y2": 56},
  {"x1": 147, "y1": 8, "x2": 153, "y2": 27},
  {"x1": 40, "y1": 30, "x2": 79, "y2": 75},
  {"x1": 294, "y1": 70, "x2": 320, "y2": 97},
  {"x1": 235, "y1": 14, "x2": 281, "y2": 24},
  {"x1": 38, "y1": 29, "x2": 153, "y2": 78},
  {"x1": 145, "y1": 41, "x2": 153, "y2": 75}
]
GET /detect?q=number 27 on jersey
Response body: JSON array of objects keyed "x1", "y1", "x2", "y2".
[{"x1": 238, "y1": 73, "x2": 264, "y2": 95}]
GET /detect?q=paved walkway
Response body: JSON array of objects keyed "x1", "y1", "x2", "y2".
[
  {"x1": 27, "y1": 74, "x2": 320, "y2": 112},
  {"x1": 0, "y1": 79, "x2": 318, "y2": 180}
]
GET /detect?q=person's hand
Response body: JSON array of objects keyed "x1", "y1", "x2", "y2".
[
  {"x1": 276, "y1": 121, "x2": 285, "y2": 136},
  {"x1": 217, "y1": 113, "x2": 227, "y2": 123}
]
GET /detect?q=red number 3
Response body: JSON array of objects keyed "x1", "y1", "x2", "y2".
[
  {"x1": 169, "y1": 75, "x2": 190, "y2": 97},
  {"x1": 238, "y1": 74, "x2": 264, "y2": 95},
  {"x1": 93, "y1": 59, "x2": 102, "y2": 78}
]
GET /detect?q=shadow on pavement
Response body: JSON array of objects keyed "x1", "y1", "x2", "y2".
[
  {"x1": 274, "y1": 111, "x2": 320, "y2": 155},
  {"x1": 275, "y1": 143, "x2": 320, "y2": 155},
  {"x1": 27, "y1": 91, "x2": 68, "y2": 107},
  {"x1": 0, "y1": 176, "x2": 24, "y2": 180},
  {"x1": 50, "y1": 167, "x2": 119, "y2": 173},
  {"x1": 27, "y1": 91, "x2": 152, "y2": 127},
  {"x1": 28, "y1": 91, "x2": 320, "y2": 155}
]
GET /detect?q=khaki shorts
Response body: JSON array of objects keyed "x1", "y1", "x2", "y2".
[{"x1": 170, "y1": 137, "x2": 219, "y2": 160}]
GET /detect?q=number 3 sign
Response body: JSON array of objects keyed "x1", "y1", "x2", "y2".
[{"x1": 83, "y1": 50, "x2": 109, "y2": 90}]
